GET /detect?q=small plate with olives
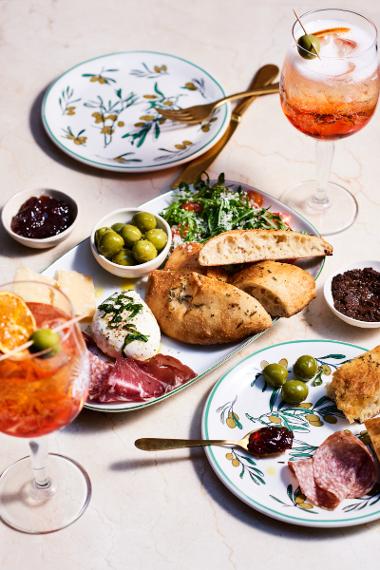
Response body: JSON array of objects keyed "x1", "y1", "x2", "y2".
[
  {"x1": 202, "y1": 339, "x2": 380, "y2": 528},
  {"x1": 90, "y1": 208, "x2": 172, "y2": 278}
]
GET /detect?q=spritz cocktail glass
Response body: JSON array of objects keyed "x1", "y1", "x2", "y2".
[
  {"x1": 280, "y1": 9, "x2": 380, "y2": 235},
  {"x1": 0, "y1": 282, "x2": 90, "y2": 534}
]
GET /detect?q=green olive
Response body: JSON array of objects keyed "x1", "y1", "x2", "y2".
[
  {"x1": 132, "y1": 239, "x2": 158, "y2": 263},
  {"x1": 95, "y1": 227, "x2": 109, "y2": 248},
  {"x1": 111, "y1": 248, "x2": 136, "y2": 266},
  {"x1": 281, "y1": 380, "x2": 309, "y2": 405},
  {"x1": 28, "y1": 328, "x2": 61, "y2": 358},
  {"x1": 111, "y1": 222, "x2": 125, "y2": 234},
  {"x1": 263, "y1": 363, "x2": 288, "y2": 388},
  {"x1": 120, "y1": 224, "x2": 142, "y2": 246},
  {"x1": 145, "y1": 228, "x2": 168, "y2": 251},
  {"x1": 98, "y1": 230, "x2": 124, "y2": 258},
  {"x1": 297, "y1": 34, "x2": 320, "y2": 60},
  {"x1": 132, "y1": 212, "x2": 157, "y2": 232},
  {"x1": 293, "y1": 355, "x2": 318, "y2": 380}
]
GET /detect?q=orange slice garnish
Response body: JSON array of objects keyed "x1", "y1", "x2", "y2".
[
  {"x1": 314, "y1": 27, "x2": 350, "y2": 38},
  {"x1": 0, "y1": 292, "x2": 36, "y2": 353}
]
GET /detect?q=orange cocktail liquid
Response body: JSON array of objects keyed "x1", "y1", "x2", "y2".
[{"x1": 0, "y1": 303, "x2": 86, "y2": 438}]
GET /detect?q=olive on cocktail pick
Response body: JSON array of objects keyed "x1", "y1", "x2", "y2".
[
  {"x1": 297, "y1": 33, "x2": 321, "y2": 59},
  {"x1": 28, "y1": 328, "x2": 61, "y2": 358}
]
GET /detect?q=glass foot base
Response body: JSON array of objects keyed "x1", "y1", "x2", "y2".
[
  {"x1": 281, "y1": 180, "x2": 358, "y2": 235},
  {"x1": 0, "y1": 453, "x2": 91, "y2": 534}
]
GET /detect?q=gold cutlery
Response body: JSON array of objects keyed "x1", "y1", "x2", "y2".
[
  {"x1": 135, "y1": 432, "x2": 253, "y2": 452},
  {"x1": 159, "y1": 82, "x2": 279, "y2": 124},
  {"x1": 171, "y1": 64, "x2": 279, "y2": 188}
]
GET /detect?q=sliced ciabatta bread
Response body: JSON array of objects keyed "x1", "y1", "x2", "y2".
[
  {"x1": 231, "y1": 261, "x2": 316, "y2": 317},
  {"x1": 198, "y1": 229, "x2": 333, "y2": 266}
]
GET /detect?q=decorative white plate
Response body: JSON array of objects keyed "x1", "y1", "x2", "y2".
[
  {"x1": 42, "y1": 50, "x2": 231, "y2": 172},
  {"x1": 202, "y1": 339, "x2": 380, "y2": 528},
  {"x1": 43, "y1": 181, "x2": 325, "y2": 413}
]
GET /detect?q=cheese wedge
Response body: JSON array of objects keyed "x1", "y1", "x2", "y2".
[
  {"x1": 55, "y1": 270, "x2": 96, "y2": 319},
  {"x1": 13, "y1": 266, "x2": 55, "y2": 303}
]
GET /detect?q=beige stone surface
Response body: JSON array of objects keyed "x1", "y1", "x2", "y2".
[{"x1": 1, "y1": 0, "x2": 380, "y2": 568}]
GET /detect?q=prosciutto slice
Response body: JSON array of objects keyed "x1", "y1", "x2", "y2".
[
  {"x1": 288, "y1": 431, "x2": 377, "y2": 510},
  {"x1": 84, "y1": 334, "x2": 196, "y2": 403}
]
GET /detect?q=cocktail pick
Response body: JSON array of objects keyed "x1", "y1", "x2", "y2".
[
  {"x1": 0, "y1": 313, "x2": 87, "y2": 362},
  {"x1": 293, "y1": 9, "x2": 321, "y2": 59}
]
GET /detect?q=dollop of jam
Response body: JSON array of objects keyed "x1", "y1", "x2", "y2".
[
  {"x1": 248, "y1": 426, "x2": 294, "y2": 457},
  {"x1": 11, "y1": 195, "x2": 75, "y2": 239},
  {"x1": 332, "y1": 268, "x2": 380, "y2": 322}
]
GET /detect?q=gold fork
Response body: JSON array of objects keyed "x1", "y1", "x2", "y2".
[
  {"x1": 135, "y1": 432, "x2": 254, "y2": 452},
  {"x1": 158, "y1": 82, "x2": 279, "y2": 124}
]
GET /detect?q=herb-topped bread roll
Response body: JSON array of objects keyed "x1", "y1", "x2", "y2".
[
  {"x1": 145, "y1": 270, "x2": 272, "y2": 345},
  {"x1": 231, "y1": 261, "x2": 316, "y2": 317},
  {"x1": 198, "y1": 229, "x2": 333, "y2": 266}
]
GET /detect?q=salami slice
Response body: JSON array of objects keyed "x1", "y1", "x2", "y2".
[
  {"x1": 288, "y1": 459, "x2": 340, "y2": 510},
  {"x1": 313, "y1": 431, "x2": 377, "y2": 500}
]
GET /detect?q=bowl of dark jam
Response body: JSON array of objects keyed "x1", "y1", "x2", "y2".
[
  {"x1": 324, "y1": 260, "x2": 380, "y2": 328},
  {"x1": 2, "y1": 188, "x2": 78, "y2": 249}
]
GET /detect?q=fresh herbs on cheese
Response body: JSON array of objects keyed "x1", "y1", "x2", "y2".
[{"x1": 98, "y1": 292, "x2": 149, "y2": 351}]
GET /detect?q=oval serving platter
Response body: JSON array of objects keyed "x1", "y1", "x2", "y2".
[
  {"x1": 43, "y1": 181, "x2": 326, "y2": 413},
  {"x1": 202, "y1": 339, "x2": 380, "y2": 528},
  {"x1": 42, "y1": 50, "x2": 231, "y2": 173}
]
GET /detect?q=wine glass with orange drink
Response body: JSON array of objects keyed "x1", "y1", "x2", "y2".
[
  {"x1": 0, "y1": 281, "x2": 90, "y2": 534},
  {"x1": 280, "y1": 9, "x2": 380, "y2": 235}
]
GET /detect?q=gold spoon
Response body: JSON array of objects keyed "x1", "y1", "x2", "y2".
[{"x1": 135, "y1": 432, "x2": 254, "y2": 453}]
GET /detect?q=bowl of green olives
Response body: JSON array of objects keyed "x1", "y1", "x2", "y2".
[{"x1": 90, "y1": 208, "x2": 172, "y2": 278}]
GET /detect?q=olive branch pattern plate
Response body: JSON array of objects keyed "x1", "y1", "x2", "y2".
[
  {"x1": 202, "y1": 339, "x2": 380, "y2": 528},
  {"x1": 42, "y1": 50, "x2": 231, "y2": 172}
]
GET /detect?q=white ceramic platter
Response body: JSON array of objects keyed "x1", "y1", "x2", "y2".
[
  {"x1": 43, "y1": 181, "x2": 325, "y2": 413},
  {"x1": 202, "y1": 339, "x2": 380, "y2": 528},
  {"x1": 42, "y1": 50, "x2": 231, "y2": 172}
]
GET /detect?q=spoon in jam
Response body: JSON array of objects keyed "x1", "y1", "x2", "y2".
[{"x1": 135, "y1": 426, "x2": 293, "y2": 458}]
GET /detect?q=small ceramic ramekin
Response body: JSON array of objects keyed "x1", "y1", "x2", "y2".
[{"x1": 90, "y1": 207, "x2": 172, "y2": 278}]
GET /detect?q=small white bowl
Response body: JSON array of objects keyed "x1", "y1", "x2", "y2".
[
  {"x1": 324, "y1": 260, "x2": 380, "y2": 329},
  {"x1": 90, "y1": 208, "x2": 172, "y2": 278},
  {"x1": 1, "y1": 188, "x2": 78, "y2": 249}
]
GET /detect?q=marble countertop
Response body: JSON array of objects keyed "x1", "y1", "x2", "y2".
[{"x1": 1, "y1": 0, "x2": 380, "y2": 568}]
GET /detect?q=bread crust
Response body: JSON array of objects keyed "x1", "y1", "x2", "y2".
[
  {"x1": 145, "y1": 270, "x2": 272, "y2": 345},
  {"x1": 327, "y1": 346, "x2": 380, "y2": 423},
  {"x1": 199, "y1": 229, "x2": 333, "y2": 266},
  {"x1": 164, "y1": 243, "x2": 228, "y2": 281},
  {"x1": 231, "y1": 261, "x2": 316, "y2": 317},
  {"x1": 364, "y1": 417, "x2": 380, "y2": 463}
]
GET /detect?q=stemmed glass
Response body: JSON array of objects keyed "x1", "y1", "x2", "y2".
[
  {"x1": 0, "y1": 282, "x2": 90, "y2": 534},
  {"x1": 280, "y1": 9, "x2": 380, "y2": 235}
]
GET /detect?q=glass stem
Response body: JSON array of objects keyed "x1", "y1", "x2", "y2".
[
  {"x1": 29, "y1": 437, "x2": 52, "y2": 492},
  {"x1": 311, "y1": 140, "x2": 334, "y2": 209}
]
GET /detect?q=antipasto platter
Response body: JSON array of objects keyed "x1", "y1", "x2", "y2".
[{"x1": 35, "y1": 175, "x2": 324, "y2": 412}]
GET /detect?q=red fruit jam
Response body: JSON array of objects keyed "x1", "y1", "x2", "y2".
[
  {"x1": 248, "y1": 426, "x2": 294, "y2": 457},
  {"x1": 11, "y1": 195, "x2": 75, "y2": 239}
]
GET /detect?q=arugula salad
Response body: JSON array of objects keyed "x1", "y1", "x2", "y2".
[{"x1": 160, "y1": 173, "x2": 289, "y2": 243}]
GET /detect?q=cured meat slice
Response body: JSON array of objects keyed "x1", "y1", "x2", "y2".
[
  {"x1": 313, "y1": 431, "x2": 377, "y2": 500},
  {"x1": 288, "y1": 459, "x2": 340, "y2": 510},
  {"x1": 88, "y1": 351, "x2": 114, "y2": 401},
  {"x1": 136, "y1": 354, "x2": 196, "y2": 387},
  {"x1": 105, "y1": 357, "x2": 170, "y2": 402},
  {"x1": 84, "y1": 332, "x2": 196, "y2": 403}
]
